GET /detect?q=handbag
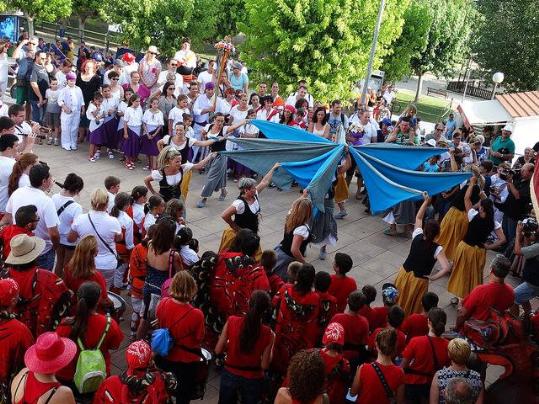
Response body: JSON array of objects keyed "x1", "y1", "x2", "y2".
[
  {"x1": 371, "y1": 362, "x2": 396, "y2": 404},
  {"x1": 151, "y1": 307, "x2": 194, "y2": 357},
  {"x1": 87, "y1": 213, "x2": 123, "y2": 267}
]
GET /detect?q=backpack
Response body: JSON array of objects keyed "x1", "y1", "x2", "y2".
[
  {"x1": 151, "y1": 305, "x2": 194, "y2": 357},
  {"x1": 463, "y1": 308, "x2": 524, "y2": 348},
  {"x1": 74, "y1": 314, "x2": 111, "y2": 394}
]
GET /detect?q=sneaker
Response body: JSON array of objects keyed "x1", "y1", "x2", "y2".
[
  {"x1": 47, "y1": 137, "x2": 53, "y2": 145},
  {"x1": 218, "y1": 189, "x2": 228, "y2": 201},
  {"x1": 54, "y1": 138, "x2": 59, "y2": 146},
  {"x1": 450, "y1": 297, "x2": 459, "y2": 306},
  {"x1": 319, "y1": 247, "x2": 327, "y2": 260},
  {"x1": 335, "y1": 210, "x2": 348, "y2": 219},
  {"x1": 108, "y1": 151, "x2": 114, "y2": 159},
  {"x1": 94, "y1": 151, "x2": 101, "y2": 160},
  {"x1": 142, "y1": 166, "x2": 149, "y2": 171},
  {"x1": 89, "y1": 156, "x2": 97, "y2": 163},
  {"x1": 196, "y1": 199, "x2": 207, "y2": 208}
]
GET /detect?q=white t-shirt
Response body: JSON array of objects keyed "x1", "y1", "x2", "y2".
[
  {"x1": 0, "y1": 156, "x2": 15, "y2": 212},
  {"x1": 216, "y1": 97, "x2": 232, "y2": 115},
  {"x1": 412, "y1": 228, "x2": 443, "y2": 258},
  {"x1": 51, "y1": 194, "x2": 83, "y2": 246},
  {"x1": 256, "y1": 108, "x2": 280, "y2": 123},
  {"x1": 232, "y1": 195, "x2": 260, "y2": 215},
  {"x1": 293, "y1": 225, "x2": 310, "y2": 239},
  {"x1": 14, "y1": 122, "x2": 32, "y2": 143},
  {"x1": 107, "y1": 191, "x2": 116, "y2": 214},
  {"x1": 132, "y1": 203, "x2": 145, "y2": 230},
  {"x1": 229, "y1": 106, "x2": 248, "y2": 124},
  {"x1": 71, "y1": 211, "x2": 122, "y2": 270},
  {"x1": 55, "y1": 70, "x2": 67, "y2": 88},
  {"x1": 180, "y1": 245, "x2": 199, "y2": 267},
  {"x1": 124, "y1": 106, "x2": 143, "y2": 127},
  {"x1": 116, "y1": 210, "x2": 135, "y2": 250},
  {"x1": 18, "y1": 173, "x2": 30, "y2": 189},
  {"x1": 150, "y1": 163, "x2": 194, "y2": 186},
  {"x1": 86, "y1": 102, "x2": 104, "y2": 132},
  {"x1": 197, "y1": 70, "x2": 213, "y2": 90},
  {"x1": 142, "y1": 109, "x2": 164, "y2": 131},
  {"x1": 173, "y1": 50, "x2": 196, "y2": 68},
  {"x1": 468, "y1": 208, "x2": 501, "y2": 229},
  {"x1": 168, "y1": 107, "x2": 189, "y2": 128},
  {"x1": 143, "y1": 212, "x2": 157, "y2": 232},
  {"x1": 0, "y1": 103, "x2": 8, "y2": 118},
  {"x1": 6, "y1": 186, "x2": 59, "y2": 253}
]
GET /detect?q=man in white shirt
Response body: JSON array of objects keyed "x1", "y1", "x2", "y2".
[
  {"x1": 156, "y1": 59, "x2": 184, "y2": 98},
  {"x1": 192, "y1": 82, "x2": 215, "y2": 161},
  {"x1": 2, "y1": 163, "x2": 60, "y2": 270},
  {"x1": 197, "y1": 60, "x2": 215, "y2": 91},
  {"x1": 174, "y1": 38, "x2": 197, "y2": 75},
  {"x1": 348, "y1": 110, "x2": 379, "y2": 144},
  {"x1": 216, "y1": 87, "x2": 235, "y2": 116},
  {"x1": 8, "y1": 104, "x2": 37, "y2": 153},
  {"x1": 286, "y1": 80, "x2": 314, "y2": 108},
  {"x1": 383, "y1": 85, "x2": 396, "y2": 106},
  {"x1": 0, "y1": 134, "x2": 19, "y2": 214}
]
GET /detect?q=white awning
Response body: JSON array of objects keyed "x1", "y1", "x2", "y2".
[{"x1": 457, "y1": 100, "x2": 512, "y2": 126}]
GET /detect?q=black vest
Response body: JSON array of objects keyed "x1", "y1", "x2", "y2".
[
  {"x1": 463, "y1": 212, "x2": 494, "y2": 247},
  {"x1": 234, "y1": 196, "x2": 260, "y2": 233},
  {"x1": 402, "y1": 233, "x2": 439, "y2": 278},
  {"x1": 280, "y1": 225, "x2": 312, "y2": 257},
  {"x1": 168, "y1": 137, "x2": 191, "y2": 163},
  {"x1": 208, "y1": 124, "x2": 226, "y2": 152},
  {"x1": 158, "y1": 168, "x2": 182, "y2": 202},
  {"x1": 451, "y1": 185, "x2": 481, "y2": 211}
]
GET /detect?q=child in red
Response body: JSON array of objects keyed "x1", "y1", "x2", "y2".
[
  {"x1": 315, "y1": 271, "x2": 338, "y2": 342},
  {"x1": 320, "y1": 322, "x2": 351, "y2": 404},
  {"x1": 328, "y1": 252, "x2": 357, "y2": 312},
  {"x1": 260, "y1": 250, "x2": 284, "y2": 296},
  {"x1": 369, "y1": 305, "x2": 407, "y2": 358},
  {"x1": 401, "y1": 292, "x2": 439, "y2": 344},
  {"x1": 0, "y1": 205, "x2": 37, "y2": 260},
  {"x1": 369, "y1": 283, "x2": 399, "y2": 331},
  {"x1": 358, "y1": 284, "x2": 377, "y2": 332},
  {"x1": 331, "y1": 290, "x2": 369, "y2": 368}
]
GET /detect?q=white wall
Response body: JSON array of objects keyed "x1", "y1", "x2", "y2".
[{"x1": 512, "y1": 118, "x2": 539, "y2": 157}]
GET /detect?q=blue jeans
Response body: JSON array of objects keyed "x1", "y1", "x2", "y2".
[
  {"x1": 30, "y1": 100, "x2": 45, "y2": 124},
  {"x1": 218, "y1": 368, "x2": 264, "y2": 404},
  {"x1": 36, "y1": 248, "x2": 55, "y2": 271},
  {"x1": 502, "y1": 215, "x2": 517, "y2": 245}
]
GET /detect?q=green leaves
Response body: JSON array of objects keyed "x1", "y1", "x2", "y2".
[
  {"x1": 241, "y1": 0, "x2": 409, "y2": 103},
  {"x1": 8, "y1": 0, "x2": 72, "y2": 20}
]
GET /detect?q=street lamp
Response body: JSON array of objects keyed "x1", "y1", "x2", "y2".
[{"x1": 491, "y1": 72, "x2": 504, "y2": 99}]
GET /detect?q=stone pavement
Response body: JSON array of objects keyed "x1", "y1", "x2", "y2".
[{"x1": 37, "y1": 141, "x2": 510, "y2": 402}]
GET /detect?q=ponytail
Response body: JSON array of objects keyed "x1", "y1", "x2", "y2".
[
  {"x1": 239, "y1": 291, "x2": 271, "y2": 353},
  {"x1": 111, "y1": 192, "x2": 131, "y2": 218},
  {"x1": 69, "y1": 281, "x2": 101, "y2": 341}
]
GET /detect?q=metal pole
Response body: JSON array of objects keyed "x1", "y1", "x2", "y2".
[
  {"x1": 360, "y1": 0, "x2": 386, "y2": 106},
  {"x1": 491, "y1": 83, "x2": 498, "y2": 100},
  {"x1": 461, "y1": 56, "x2": 472, "y2": 102}
]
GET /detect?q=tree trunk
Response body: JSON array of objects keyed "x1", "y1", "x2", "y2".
[
  {"x1": 78, "y1": 16, "x2": 86, "y2": 41},
  {"x1": 27, "y1": 16, "x2": 35, "y2": 37},
  {"x1": 414, "y1": 72, "x2": 423, "y2": 103}
]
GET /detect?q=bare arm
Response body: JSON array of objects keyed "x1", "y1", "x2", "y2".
[
  {"x1": 221, "y1": 205, "x2": 240, "y2": 232},
  {"x1": 429, "y1": 251, "x2": 451, "y2": 281},
  {"x1": 484, "y1": 227, "x2": 506, "y2": 250},
  {"x1": 464, "y1": 177, "x2": 477, "y2": 212},
  {"x1": 48, "y1": 227, "x2": 60, "y2": 250},
  {"x1": 290, "y1": 234, "x2": 306, "y2": 263},
  {"x1": 256, "y1": 163, "x2": 280, "y2": 193},
  {"x1": 214, "y1": 320, "x2": 229, "y2": 355},
  {"x1": 415, "y1": 193, "x2": 430, "y2": 229},
  {"x1": 455, "y1": 306, "x2": 470, "y2": 330},
  {"x1": 430, "y1": 374, "x2": 440, "y2": 404},
  {"x1": 350, "y1": 365, "x2": 363, "y2": 395},
  {"x1": 191, "y1": 152, "x2": 215, "y2": 171},
  {"x1": 260, "y1": 331, "x2": 275, "y2": 370},
  {"x1": 514, "y1": 222, "x2": 523, "y2": 255},
  {"x1": 67, "y1": 229, "x2": 79, "y2": 243},
  {"x1": 144, "y1": 175, "x2": 158, "y2": 195}
]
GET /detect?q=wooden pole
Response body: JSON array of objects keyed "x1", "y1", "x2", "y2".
[{"x1": 213, "y1": 49, "x2": 230, "y2": 108}]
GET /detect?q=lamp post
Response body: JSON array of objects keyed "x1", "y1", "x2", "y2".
[{"x1": 491, "y1": 72, "x2": 504, "y2": 99}]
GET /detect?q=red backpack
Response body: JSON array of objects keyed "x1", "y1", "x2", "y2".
[{"x1": 463, "y1": 308, "x2": 524, "y2": 348}]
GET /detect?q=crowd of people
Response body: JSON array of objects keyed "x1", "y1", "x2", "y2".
[{"x1": 0, "y1": 33, "x2": 537, "y2": 404}]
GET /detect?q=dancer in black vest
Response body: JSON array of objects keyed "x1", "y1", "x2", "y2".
[
  {"x1": 218, "y1": 163, "x2": 280, "y2": 259},
  {"x1": 273, "y1": 197, "x2": 313, "y2": 280},
  {"x1": 448, "y1": 176, "x2": 506, "y2": 301},
  {"x1": 144, "y1": 145, "x2": 214, "y2": 203},
  {"x1": 394, "y1": 193, "x2": 451, "y2": 315}
]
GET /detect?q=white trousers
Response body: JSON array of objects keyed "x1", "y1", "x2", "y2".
[{"x1": 60, "y1": 112, "x2": 80, "y2": 150}]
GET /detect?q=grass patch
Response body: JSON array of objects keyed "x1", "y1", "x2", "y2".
[{"x1": 392, "y1": 88, "x2": 453, "y2": 123}]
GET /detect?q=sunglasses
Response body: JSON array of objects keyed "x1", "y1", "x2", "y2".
[
  {"x1": 170, "y1": 64, "x2": 178, "y2": 67},
  {"x1": 149, "y1": 52, "x2": 157, "y2": 55},
  {"x1": 111, "y1": 78, "x2": 119, "y2": 81},
  {"x1": 169, "y1": 87, "x2": 175, "y2": 90}
]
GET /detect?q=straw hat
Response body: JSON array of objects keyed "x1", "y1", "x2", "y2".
[
  {"x1": 24, "y1": 332, "x2": 76, "y2": 374},
  {"x1": 147, "y1": 45, "x2": 160, "y2": 55},
  {"x1": 5, "y1": 234, "x2": 45, "y2": 265}
]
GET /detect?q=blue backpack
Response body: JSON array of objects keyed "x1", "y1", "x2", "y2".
[{"x1": 151, "y1": 306, "x2": 194, "y2": 357}]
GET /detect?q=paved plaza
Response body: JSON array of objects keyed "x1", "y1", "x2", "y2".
[{"x1": 39, "y1": 142, "x2": 507, "y2": 402}]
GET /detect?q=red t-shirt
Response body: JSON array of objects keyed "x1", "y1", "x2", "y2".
[
  {"x1": 129, "y1": 243, "x2": 148, "y2": 299},
  {"x1": 402, "y1": 336, "x2": 450, "y2": 384},
  {"x1": 0, "y1": 225, "x2": 32, "y2": 259},
  {"x1": 320, "y1": 348, "x2": 350, "y2": 404},
  {"x1": 331, "y1": 312, "x2": 369, "y2": 360},
  {"x1": 370, "y1": 306, "x2": 389, "y2": 330},
  {"x1": 63, "y1": 269, "x2": 108, "y2": 312},
  {"x1": 462, "y1": 282, "x2": 515, "y2": 322},
  {"x1": 358, "y1": 305, "x2": 377, "y2": 332},
  {"x1": 317, "y1": 291, "x2": 338, "y2": 330},
  {"x1": 328, "y1": 274, "x2": 357, "y2": 313},
  {"x1": 224, "y1": 315, "x2": 272, "y2": 379},
  {"x1": 369, "y1": 327, "x2": 406, "y2": 357},
  {"x1": 0, "y1": 318, "x2": 33, "y2": 383},
  {"x1": 93, "y1": 373, "x2": 170, "y2": 403},
  {"x1": 356, "y1": 361, "x2": 405, "y2": 404},
  {"x1": 156, "y1": 298, "x2": 205, "y2": 363},
  {"x1": 56, "y1": 313, "x2": 124, "y2": 381},
  {"x1": 401, "y1": 313, "x2": 429, "y2": 343}
]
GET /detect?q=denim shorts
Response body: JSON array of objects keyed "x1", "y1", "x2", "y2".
[{"x1": 514, "y1": 281, "x2": 539, "y2": 305}]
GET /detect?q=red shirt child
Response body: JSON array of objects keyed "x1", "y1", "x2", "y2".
[
  {"x1": 327, "y1": 253, "x2": 357, "y2": 312},
  {"x1": 368, "y1": 305, "x2": 407, "y2": 357},
  {"x1": 0, "y1": 205, "x2": 38, "y2": 260},
  {"x1": 402, "y1": 335, "x2": 449, "y2": 385},
  {"x1": 320, "y1": 323, "x2": 351, "y2": 404},
  {"x1": 401, "y1": 291, "x2": 439, "y2": 343},
  {"x1": 258, "y1": 250, "x2": 283, "y2": 297},
  {"x1": 315, "y1": 271, "x2": 338, "y2": 339}
]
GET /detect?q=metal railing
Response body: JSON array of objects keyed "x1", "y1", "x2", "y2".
[
  {"x1": 35, "y1": 20, "x2": 123, "y2": 52},
  {"x1": 447, "y1": 80, "x2": 493, "y2": 100}
]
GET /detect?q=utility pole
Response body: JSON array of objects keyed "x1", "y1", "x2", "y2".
[{"x1": 360, "y1": 0, "x2": 386, "y2": 106}]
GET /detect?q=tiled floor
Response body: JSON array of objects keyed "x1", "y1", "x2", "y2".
[{"x1": 40, "y1": 142, "x2": 517, "y2": 402}]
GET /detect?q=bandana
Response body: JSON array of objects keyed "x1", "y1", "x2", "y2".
[
  {"x1": 322, "y1": 322, "x2": 345, "y2": 346},
  {"x1": 0, "y1": 278, "x2": 19, "y2": 308},
  {"x1": 126, "y1": 340, "x2": 152, "y2": 372}
]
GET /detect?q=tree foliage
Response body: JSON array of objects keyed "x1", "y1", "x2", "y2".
[
  {"x1": 101, "y1": 0, "x2": 217, "y2": 56},
  {"x1": 6, "y1": 0, "x2": 71, "y2": 19},
  {"x1": 72, "y1": 0, "x2": 101, "y2": 21},
  {"x1": 473, "y1": 0, "x2": 539, "y2": 91},
  {"x1": 215, "y1": 0, "x2": 247, "y2": 38},
  {"x1": 239, "y1": 0, "x2": 409, "y2": 103}
]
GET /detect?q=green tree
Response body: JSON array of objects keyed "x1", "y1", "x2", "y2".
[
  {"x1": 409, "y1": 0, "x2": 475, "y2": 101},
  {"x1": 72, "y1": 0, "x2": 103, "y2": 40},
  {"x1": 381, "y1": 0, "x2": 431, "y2": 83},
  {"x1": 6, "y1": 0, "x2": 72, "y2": 36},
  {"x1": 239, "y1": 0, "x2": 409, "y2": 103},
  {"x1": 215, "y1": 0, "x2": 246, "y2": 37},
  {"x1": 101, "y1": 0, "x2": 217, "y2": 56},
  {"x1": 473, "y1": 0, "x2": 539, "y2": 91}
]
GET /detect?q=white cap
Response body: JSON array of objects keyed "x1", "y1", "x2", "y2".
[{"x1": 502, "y1": 123, "x2": 514, "y2": 132}]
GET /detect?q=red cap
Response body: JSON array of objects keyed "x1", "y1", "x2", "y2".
[
  {"x1": 122, "y1": 52, "x2": 135, "y2": 63},
  {"x1": 284, "y1": 104, "x2": 296, "y2": 114},
  {"x1": 322, "y1": 322, "x2": 345, "y2": 346},
  {"x1": 126, "y1": 340, "x2": 152, "y2": 373}
]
